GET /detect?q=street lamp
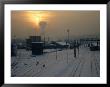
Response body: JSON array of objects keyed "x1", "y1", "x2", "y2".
[
  {"x1": 67, "y1": 29, "x2": 70, "y2": 44},
  {"x1": 66, "y1": 29, "x2": 70, "y2": 64}
]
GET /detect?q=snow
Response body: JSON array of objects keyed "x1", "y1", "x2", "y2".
[
  {"x1": 11, "y1": 46, "x2": 100, "y2": 77},
  {"x1": 32, "y1": 42, "x2": 44, "y2": 43},
  {"x1": 56, "y1": 42, "x2": 69, "y2": 46}
]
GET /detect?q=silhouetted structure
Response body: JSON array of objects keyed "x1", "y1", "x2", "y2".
[
  {"x1": 73, "y1": 40, "x2": 77, "y2": 58},
  {"x1": 26, "y1": 36, "x2": 41, "y2": 50},
  {"x1": 32, "y1": 42, "x2": 43, "y2": 55},
  {"x1": 30, "y1": 36, "x2": 41, "y2": 42},
  {"x1": 11, "y1": 43, "x2": 17, "y2": 56}
]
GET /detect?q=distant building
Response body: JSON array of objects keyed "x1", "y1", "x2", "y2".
[
  {"x1": 11, "y1": 43, "x2": 17, "y2": 56},
  {"x1": 26, "y1": 36, "x2": 44, "y2": 55},
  {"x1": 50, "y1": 41, "x2": 69, "y2": 49},
  {"x1": 26, "y1": 36, "x2": 41, "y2": 50},
  {"x1": 30, "y1": 36, "x2": 41, "y2": 42},
  {"x1": 26, "y1": 38, "x2": 31, "y2": 50},
  {"x1": 32, "y1": 42, "x2": 43, "y2": 55}
]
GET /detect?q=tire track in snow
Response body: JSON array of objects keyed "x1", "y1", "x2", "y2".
[
  {"x1": 72, "y1": 57, "x2": 82, "y2": 77},
  {"x1": 93, "y1": 56, "x2": 100, "y2": 76}
]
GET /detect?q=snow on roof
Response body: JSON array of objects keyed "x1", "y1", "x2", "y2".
[
  {"x1": 32, "y1": 42, "x2": 44, "y2": 43},
  {"x1": 56, "y1": 42, "x2": 69, "y2": 45}
]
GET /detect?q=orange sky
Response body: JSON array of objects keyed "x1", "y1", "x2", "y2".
[{"x1": 11, "y1": 11, "x2": 100, "y2": 40}]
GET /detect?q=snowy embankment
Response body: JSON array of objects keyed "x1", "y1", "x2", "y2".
[{"x1": 11, "y1": 46, "x2": 100, "y2": 77}]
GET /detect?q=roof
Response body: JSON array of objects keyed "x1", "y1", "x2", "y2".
[
  {"x1": 32, "y1": 42, "x2": 44, "y2": 43},
  {"x1": 56, "y1": 42, "x2": 69, "y2": 46}
]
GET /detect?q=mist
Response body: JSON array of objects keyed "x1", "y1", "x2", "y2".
[{"x1": 11, "y1": 11, "x2": 100, "y2": 40}]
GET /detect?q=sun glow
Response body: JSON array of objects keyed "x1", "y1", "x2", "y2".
[{"x1": 25, "y1": 11, "x2": 50, "y2": 30}]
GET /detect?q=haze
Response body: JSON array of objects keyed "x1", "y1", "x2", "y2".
[{"x1": 11, "y1": 11, "x2": 100, "y2": 41}]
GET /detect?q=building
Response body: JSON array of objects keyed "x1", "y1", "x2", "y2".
[
  {"x1": 26, "y1": 36, "x2": 41, "y2": 50},
  {"x1": 32, "y1": 42, "x2": 43, "y2": 55},
  {"x1": 26, "y1": 36, "x2": 44, "y2": 55},
  {"x1": 30, "y1": 36, "x2": 41, "y2": 42}
]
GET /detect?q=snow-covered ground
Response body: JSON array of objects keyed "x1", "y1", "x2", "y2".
[{"x1": 11, "y1": 46, "x2": 100, "y2": 77}]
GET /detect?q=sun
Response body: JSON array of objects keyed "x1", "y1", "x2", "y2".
[
  {"x1": 25, "y1": 11, "x2": 51, "y2": 32},
  {"x1": 26, "y1": 11, "x2": 50, "y2": 26},
  {"x1": 33, "y1": 14, "x2": 43, "y2": 26},
  {"x1": 35, "y1": 16, "x2": 40, "y2": 24}
]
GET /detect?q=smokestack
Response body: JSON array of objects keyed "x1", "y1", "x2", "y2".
[
  {"x1": 39, "y1": 21, "x2": 47, "y2": 35},
  {"x1": 39, "y1": 21, "x2": 47, "y2": 42}
]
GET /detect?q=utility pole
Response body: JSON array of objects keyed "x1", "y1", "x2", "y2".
[
  {"x1": 67, "y1": 29, "x2": 69, "y2": 43},
  {"x1": 66, "y1": 29, "x2": 70, "y2": 64},
  {"x1": 56, "y1": 45, "x2": 57, "y2": 60}
]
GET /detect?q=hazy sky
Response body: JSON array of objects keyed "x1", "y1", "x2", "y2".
[{"x1": 11, "y1": 11, "x2": 100, "y2": 40}]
